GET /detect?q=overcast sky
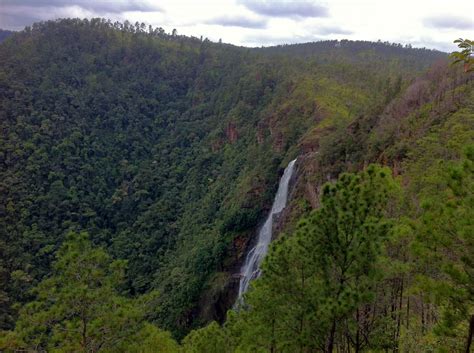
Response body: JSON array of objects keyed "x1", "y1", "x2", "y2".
[{"x1": 0, "y1": 0, "x2": 472, "y2": 51}]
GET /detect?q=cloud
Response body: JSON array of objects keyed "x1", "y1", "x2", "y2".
[
  {"x1": 206, "y1": 15, "x2": 266, "y2": 29},
  {"x1": 0, "y1": 0, "x2": 162, "y2": 14},
  {"x1": 0, "y1": 1, "x2": 163, "y2": 30},
  {"x1": 423, "y1": 15, "x2": 472, "y2": 30},
  {"x1": 243, "y1": 32, "x2": 324, "y2": 47},
  {"x1": 238, "y1": 0, "x2": 328, "y2": 18},
  {"x1": 315, "y1": 25, "x2": 352, "y2": 35},
  {"x1": 408, "y1": 36, "x2": 456, "y2": 53}
]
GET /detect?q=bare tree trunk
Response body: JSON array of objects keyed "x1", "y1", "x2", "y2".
[
  {"x1": 81, "y1": 315, "x2": 88, "y2": 353},
  {"x1": 300, "y1": 264, "x2": 306, "y2": 353},
  {"x1": 355, "y1": 308, "x2": 360, "y2": 353},
  {"x1": 327, "y1": 319, "x2": 336, "y2": 353},
  {"x1": 421, "y1": 301, "x2": 425, "y2": 334},
  {"x1": 395, "y1": 277, "x2": 404, "y2": 351},
  {"x1": 406, "y1": 296, "x2": 410, "y2": 330},
  {"x1": 270, "y1": 318, "x2": 276, "y2": 353},
  {"x1": 465, "y1": 314, "x2": 474, "y2": 353}
]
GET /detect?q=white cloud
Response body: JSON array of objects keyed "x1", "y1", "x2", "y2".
[
  {"x1": 237, "y1": 0, "x2": 328, "y2": 18},
  {"x1": 423, "y1": 15, "x2": 472, "y2": 30},
  {"x1": 206, "y1": 15, "x2": 267, "y2": 29}
]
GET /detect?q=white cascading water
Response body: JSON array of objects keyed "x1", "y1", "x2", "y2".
[{"x1": 237, "y1": 158, "x2": 297, "y2": 300}]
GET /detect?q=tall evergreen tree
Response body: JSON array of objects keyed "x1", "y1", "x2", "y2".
[
  {"x1": 416, "y1": 145, "x2": 474, "y2": 352},
  {"x1": 0, "y1": 232, "x2": 160, "y2": 352},
  {"x1": 231, "y1": 165, "x2": 398, "y2": 352}
]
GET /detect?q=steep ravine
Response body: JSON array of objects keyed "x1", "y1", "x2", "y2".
[
  {"x1": 237, "y1": 158, "x2": 297, "y2": 300},
  {"x1": 198, "y1": 158, "x2": 304, "y2": 323}
]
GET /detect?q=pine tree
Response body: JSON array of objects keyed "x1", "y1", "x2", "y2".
[
  {"x1": 232, "y1": 165, "x2": 397, "y2": 352},
  {"x1": 0, "y1": 232, "x2": 155, "y2": 352},
  {"x1": 416, "y1": 145, "x2": 474, "y2": 352},
  {"x1": 182, "y1": 321, "x2": 229, "y2": 353}
]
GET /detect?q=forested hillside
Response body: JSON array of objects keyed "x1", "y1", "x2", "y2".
[
  {"x1": 0, "y1": 18, "x2": 472, "y2": 352},
  {"x1": 0, "y1": 30, "x2": 14, "y2": 43}
]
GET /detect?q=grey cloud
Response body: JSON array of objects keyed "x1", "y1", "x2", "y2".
[
  {"x1": 409, "y1": 37, "x2": 455, "y2": 52},
  {"x1": 423, "y1": 15, "x2": 472, "y2": 30},
  {"x1": 206, "y1": 15, "x2": 266, "y2": 29},
  {"x1": 315, "y1": 25, "x2": 352, "y2": 35},
  {"x1": 0, "y1": 0, "x2": 162, "y2": 13},
  {"x1": 238, "y1": 0, "x2": 328, "y2": 18},
  {"x1": 0, "y1": 11, "x2": 41, "y2": 30},
  {"x1": 0, "y1": 5, "x2": 52, "y2": 30},
  {"x1": 0, "y1": 1, "x2": 163, "y2": 30},
  {"x1": 243, "y1": 33, "x2": 323, "y2": 47}
]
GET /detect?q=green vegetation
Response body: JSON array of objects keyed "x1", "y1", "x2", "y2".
[
  {"x1": 415, "y1": 147, "x2": 473, "y2": 352},
  {"x1": 230, "y1": 165, "x2": 398, "y2": 352},
  {"x1": 1, "y1": 18, "x2": 473, "y2": 352},
  {"x1": 450, "y1": 38, "x2": 473, "y2": 72},
  {"x1": 180, "y1": 112, "x2": 473, "y2": 352},
  {"x1": 0, "y1": 232, "x2": 176, "y2": 352}
]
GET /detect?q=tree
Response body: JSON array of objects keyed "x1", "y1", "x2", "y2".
[
  {"x1": 450, "y1": 38, "x2": 473, "y2": 72},
  {"x1": 0, "y1": 232, "x2": 155, "y2": 352},
  {"x1": 416, "y1": 145, "x2": 474, "y2": 353},
  {"x1": 232, "y1": 165, "x2": 398, "y2": 352},
  {"x1": 181, "y1": 321, "x2": 229, "y2": 353},
  {"x1": 119, "y1": 323, "x2": 180, "y2": 353}
]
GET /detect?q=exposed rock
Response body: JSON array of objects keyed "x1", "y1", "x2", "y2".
[
  {"x1": 225, "y1": 121, "x2": 238, "y2": 143},
  {"x1": 233, "y1": 233, "x2": 250, "y2": 260},
  {"x1": 256, "y1": 121, "x2": 267, "y2": 144},
  {"x1": 273, "y1": 132, "x2": 284, "y2": 152},
  {"x1": 196, "y1": 229, "x2": 252, "y2": 325},
  {"x1": 197, "y1": 272, "x2": 240, "y2": 325},
  {"x1": 392, "y1": 158, "x2": 401, "y2": 176},
  {"x1": 299, "y1": 125, "x2": 335, "y2": 153},
  {"x1": 305, "y1": 181, "x2": 319, "y2": 209}
]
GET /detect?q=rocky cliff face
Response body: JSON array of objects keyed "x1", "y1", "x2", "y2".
[
  {"x1": 273, "y1": 154, "x2": 325, "y2": 237},
  {"x1": 225, "y1": 122, "x2": 239, "y2": 143}
]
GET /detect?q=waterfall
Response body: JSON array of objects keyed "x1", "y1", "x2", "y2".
[{"x1": 237, "y1": 158, "x2": 297, "y2": 301}]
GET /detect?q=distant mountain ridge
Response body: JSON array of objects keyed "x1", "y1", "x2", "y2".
[{"x1": 257, "y1": 39, "x2": 446, "y2": 66}]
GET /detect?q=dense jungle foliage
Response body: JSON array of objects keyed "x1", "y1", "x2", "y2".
[{"x1": 0, "y1": 18, "x2": 472, "y2": 352}]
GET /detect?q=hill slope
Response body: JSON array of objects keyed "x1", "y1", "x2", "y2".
[{"x1": 0, "y1": 18, "x2": 450, "y2": 337}]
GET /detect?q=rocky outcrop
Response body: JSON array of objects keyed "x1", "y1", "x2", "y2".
[
  {"x1": 305, "y1": 181, "x2": 319, "y2": 209},
  {"x1": 256, "y1": 121, "x2": 267, "y2": 145},
  {"x1": 225, "y1": 122, "x2": 238, "y2": 143},
  {"x1": 197, "y1": 272, "x2": 240, "y2": 324},
  {"x1": 272, "y1": 132, "x2": 284, "y2": 152}
]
